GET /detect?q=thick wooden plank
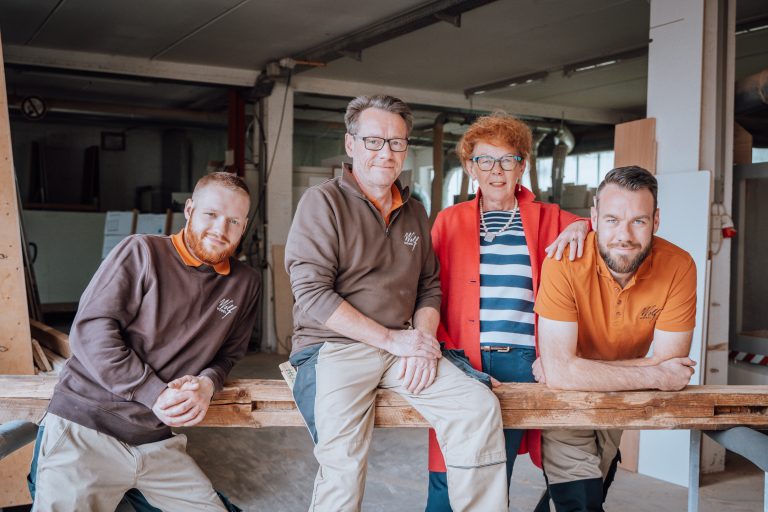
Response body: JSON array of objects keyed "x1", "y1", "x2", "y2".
[
  {"x1": 0, "y1": 34, "x2": 36, "y2": 508},
  {"x1": 0, "y1": 37, "x2": 33, "y2": 377},
  {"x1": 2, "y1": 376, "x2": 768, "y2": 431},
  {"x1": 29, "y1": 320, "x2": 72, "y2": 359}
]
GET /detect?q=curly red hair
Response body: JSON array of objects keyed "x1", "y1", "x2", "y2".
[{"x1": 456, "y1": 112, "x2": 533, "y2": 163}]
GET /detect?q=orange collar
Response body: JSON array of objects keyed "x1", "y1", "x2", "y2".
[
  {"x1": 352, "y1": 174, "x2": 403, "y2": 225},
  {"x1": 171, "y1": 229, "x2": 230, "y2": 275}
]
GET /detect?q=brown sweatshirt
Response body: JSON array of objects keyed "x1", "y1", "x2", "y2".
[
  {"x1": 285, "y1": 166, "x2": 441, "y2": 355},
  {"x1": 47, "y1": 233, "x2": 260, "y2": 445}
]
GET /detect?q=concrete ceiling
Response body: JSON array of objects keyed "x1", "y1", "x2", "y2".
[{"x1": 1, "y1": 0, "x2": 767, "y2": 128}]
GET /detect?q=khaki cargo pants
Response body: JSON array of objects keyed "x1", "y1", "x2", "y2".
[
  {"x1": 292, "y1": 342, "x2": 509, "y2": 512},
  {"x1": 31, "y1": 414, "x2": 227, "y2": 512}
]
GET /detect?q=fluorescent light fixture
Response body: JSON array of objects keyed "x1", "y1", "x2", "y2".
[
  {"x1": 464, "y1": 71, "x2": 548, "y2": 98},
  {"x1": 563, "y1": 47, "x2": 647, "y2": 77}
]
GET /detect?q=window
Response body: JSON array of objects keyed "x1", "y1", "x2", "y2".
[{"x1": 528, "y1": 150, "x2": 614, "y2": 195}]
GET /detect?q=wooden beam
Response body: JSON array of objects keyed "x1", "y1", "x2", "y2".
[
  {"x1": 292, "y1": 76, "x2": 639, "y2": 126},
  {"x1": 3, "y1": 45, "x2": 258, "y2": 87},
  {"x1": 29, "y1": 319, "x2": 71, "y2": 359},
  {"x1": 2, "y1": 376, "x2": 768, "y2": 431}
]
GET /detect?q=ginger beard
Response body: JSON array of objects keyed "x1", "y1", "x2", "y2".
[
  {"x1": 596, "y1": 232, "x2": 652, "y2": 275},
  {"x1": 184, "y1": 211, "x2": 238, "y2": 265}
]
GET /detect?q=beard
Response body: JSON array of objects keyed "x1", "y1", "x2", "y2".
[
  {"x1": 597, "y1": 233, "x2": 652, "y2": 275},
  {"x1": 184, "y1": 218, "x2": 237, "y2": 266}
]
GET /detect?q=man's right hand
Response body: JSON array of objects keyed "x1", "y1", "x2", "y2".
[
  {"x1": 385, "y1": 329, "x2": 441, "y2": 359},
  {"x1": 656, "y1": 357, "x2": 696, "y2": 391},
  {"x1": 398, "y1": 356, "x2": 437, "y2": 394}
]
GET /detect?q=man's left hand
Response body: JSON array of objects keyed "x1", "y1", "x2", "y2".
[
  {"x1": 546, "y1": 220, "x2": 589, "y2": 261},
  {"x1": 156, "y1": 375, "x2": 215, "y2": 427},
  {"x1": 398, "y1": 356, "x2": 437, "y2": 394}
]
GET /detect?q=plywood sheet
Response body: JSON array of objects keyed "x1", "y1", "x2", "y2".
[
  {"x1": 0, "y1": 34, "x2": 35, "y2": 508},
  {"x1": 614, "y1": 118, "x2": 657, "y2": 173}
]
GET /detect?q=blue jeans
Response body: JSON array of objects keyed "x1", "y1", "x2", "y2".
[{"x1": 425, "y1": 346, "x2": 537, "y2": 512}]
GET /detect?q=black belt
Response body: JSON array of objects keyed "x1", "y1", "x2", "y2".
[{"x1": 480, "y1": 346, "x2": 512, "y2": 352}]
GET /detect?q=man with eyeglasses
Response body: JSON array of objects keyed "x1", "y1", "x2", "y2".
[{"x1": 285, "y1": 95, "x2": 508, "y2": 511}]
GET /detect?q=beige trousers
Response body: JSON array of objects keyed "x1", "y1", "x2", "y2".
[
  {"x1": 32, "y1": 413, "x2": 226, "y2": 512},
  {"x1": 310, "y1": 342, "x2": 508, "y2": 512},
  {"x1": 541, "y1": 429, "x2": 623, "y2": 484}
]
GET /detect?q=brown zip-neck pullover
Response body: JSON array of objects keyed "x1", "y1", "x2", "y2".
[
  {"x1": 48, "y1": 233, "x2": 260, "y2": 445},
  {"x1": 286, "y1": 166, "x2": 441, "y2": 356}
]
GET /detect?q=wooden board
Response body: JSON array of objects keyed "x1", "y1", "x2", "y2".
[
  {"x1": 614, "y1": 118, "x2": 657, "y2": 173},
  {"x1": 29, "y1": 319, "x2": 71, "y2": 359},
  {"x1": 30, "y1": 340, "x2": 52, "y2": 373},
  {"x1": 270, "y1": 245, "x2": 293, "y2": 355},
  {"x1": 0, "y1": 34, "x2": 35, "y2": 508},
  {"x1": 3, "y1": 376, "x2": 768, "y2": 431}
]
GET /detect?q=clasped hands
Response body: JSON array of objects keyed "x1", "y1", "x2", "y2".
[{"x1": 152, "y1": 375, "x2": 215, "y2": 427}]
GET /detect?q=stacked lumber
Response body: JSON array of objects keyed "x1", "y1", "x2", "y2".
[{"x1": 27, "y1": 320, "x2": 71, "y2": 375}]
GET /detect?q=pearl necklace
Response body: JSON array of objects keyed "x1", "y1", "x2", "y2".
[{"x1": 479, "y1": 197, "x2": 518, "y2": 242}]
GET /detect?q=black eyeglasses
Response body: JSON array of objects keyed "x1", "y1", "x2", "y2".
[
  {"x1": 353, "y1": 136, "x2": 410, "y2": 152},
  {"x1": 471, "y1": 154, "x2": 523, "y2": 171}
]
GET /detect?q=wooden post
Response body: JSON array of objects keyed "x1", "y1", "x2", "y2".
[{"x1": 0, "y1": 34, "x2": 36, "y2": 507}]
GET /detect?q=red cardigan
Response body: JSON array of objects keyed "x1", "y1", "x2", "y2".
[{"x1": 428, "y1": 187, "x2": 581, "y2": 471}]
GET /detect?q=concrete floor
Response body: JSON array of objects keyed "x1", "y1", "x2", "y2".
[{"x1": 179, "y1": 352, "x2": 766, "y2": 512}]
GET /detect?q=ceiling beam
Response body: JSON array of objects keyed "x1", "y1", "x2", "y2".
[
  {"x1": 292, "y1": 0, "x2": 497, "y2": 66},
  {"x1": 293, "y1": 76, "x2": 638, "y2": 125},
  {"x1": 3, "y1": 45, "x2": 258, "y2": 87}
]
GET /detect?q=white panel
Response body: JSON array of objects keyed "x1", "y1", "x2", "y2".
[
  {"x1": 638, "y1": 170, "x2": 711, "y2": 487},
  {"x1": 22, "y1": 210, "x2": 105, "y2": 304},
  {"x1": 647, "y1": 0, "x2": 705, "y2": 174}
]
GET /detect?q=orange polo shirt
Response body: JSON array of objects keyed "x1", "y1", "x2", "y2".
[{"x1": 534, "y1": 232, "x2": 696, "y2": 361}]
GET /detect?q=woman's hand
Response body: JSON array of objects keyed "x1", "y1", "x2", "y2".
[{"x1": 545, "y1": 220, "x2": 589, "y2": 261}]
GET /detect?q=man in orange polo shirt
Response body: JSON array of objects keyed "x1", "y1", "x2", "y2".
[{"x1": 533, "y1": 166, "x2": 697, "y2": 511}]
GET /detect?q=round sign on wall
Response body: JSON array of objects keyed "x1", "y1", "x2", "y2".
[{"x1": 21, "y1": 96, "x2": 47, "y2": 120}]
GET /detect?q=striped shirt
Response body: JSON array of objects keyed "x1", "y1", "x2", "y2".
[{"x1": 479, "y1": 209, "x2": 536, "y2": 348}]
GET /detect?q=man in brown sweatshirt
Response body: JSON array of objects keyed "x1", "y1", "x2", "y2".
[
  {"x1": 29, "y1": 172, "x2": 260, "y2": 511},
  {"x1": 286, "y1": 95, "x2": 508, "y2": 512}
]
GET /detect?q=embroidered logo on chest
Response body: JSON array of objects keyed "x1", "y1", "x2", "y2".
[
  {"x1": 639, "y1": 305, "x2": 661, "y2": 321},
  {"x1": 217, "y1": 298, "x2": 237, "y2": 318},
  {"x1": 403, "y1": 232, "x2": 419, "y2": 252}
]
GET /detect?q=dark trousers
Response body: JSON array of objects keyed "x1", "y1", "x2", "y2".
[{"x1": 425, "y1": 346, "x2": 537, "y2": 512}]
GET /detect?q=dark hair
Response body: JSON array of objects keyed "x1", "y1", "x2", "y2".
[
  {"x1": 597, "y1": 166, "x2": 658, "y2": 210},
  {"x1": 344, "y1": 95, "x2": 413, "y2": 136},
  {"x1": 456, "y1": 111, "x2": 532, "y2": 162},
  {"x1": 194, "y1": 171, "x2": 250, "y2": 198}
]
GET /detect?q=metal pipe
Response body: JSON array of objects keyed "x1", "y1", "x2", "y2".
[{"x1": 8, "y1": 95, "x2": 226, "y2": 125}]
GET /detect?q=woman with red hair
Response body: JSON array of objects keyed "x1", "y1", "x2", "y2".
[{"x1": 426, "y1": 112, "x2": 589, "y2": 510}]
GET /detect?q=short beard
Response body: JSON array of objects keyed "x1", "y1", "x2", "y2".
[
  {"x1": 184, "y1": 220, "x2": 235, "y2": 266},
  {"x1": 597, "y1": 235, "x2": 652, "y2": 275}
]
